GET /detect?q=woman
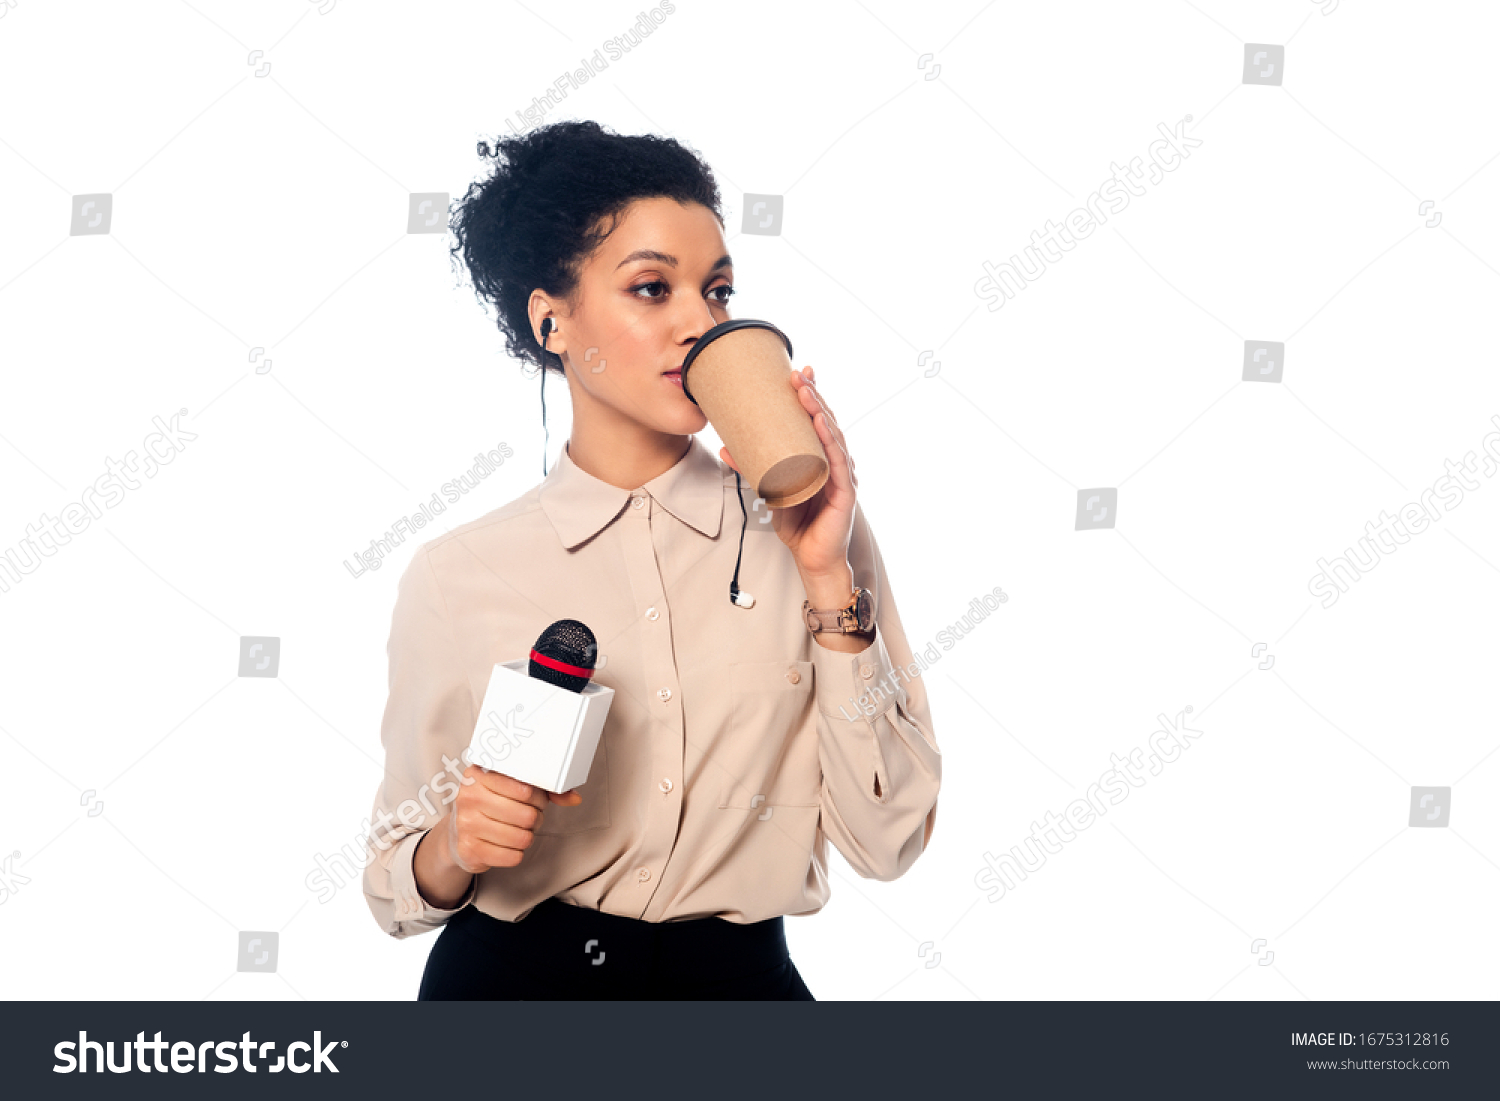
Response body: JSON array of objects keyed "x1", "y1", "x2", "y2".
[{"x1": 362, "y1": 120, "x2": 942, "y2": 1000}]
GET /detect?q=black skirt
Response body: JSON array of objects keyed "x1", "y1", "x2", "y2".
[{"x1": 418, "y1": 896, "x2": 816, "y2": 1001}]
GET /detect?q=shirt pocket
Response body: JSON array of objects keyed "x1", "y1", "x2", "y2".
[
  {"x1": 717, "y1": 659, "x2": 820, "y2": 809},
  {"x1": 533, "y1": 736, "x2": 611, "y2": 835}
]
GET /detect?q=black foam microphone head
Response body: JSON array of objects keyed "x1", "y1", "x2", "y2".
[{"x1": 528, "y1": 619, "x2": 597, "y2": 693}]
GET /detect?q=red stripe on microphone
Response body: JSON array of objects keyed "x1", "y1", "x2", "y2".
[{"x1": 529, "y1": 649, "x2": 594, "y2": 679}]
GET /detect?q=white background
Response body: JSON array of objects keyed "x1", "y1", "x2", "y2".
[{"x1": 1, "y1": 0, "x2": 1497, "y2": 1001}]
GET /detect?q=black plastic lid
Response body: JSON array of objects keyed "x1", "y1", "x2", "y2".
[{"x1": 678, "y1": 318, "x2": 794, "y2": 406}]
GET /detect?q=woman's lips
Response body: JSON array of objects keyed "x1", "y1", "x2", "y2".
[{"x1": 663, "y1": 370, "x2": 683, "y2": 387}]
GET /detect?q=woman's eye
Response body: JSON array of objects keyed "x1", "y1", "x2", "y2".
[{"x1": 631, "y1": 282, "x2": 735, "y2": 303}]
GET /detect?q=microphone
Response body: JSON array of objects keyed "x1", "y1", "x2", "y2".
[
  {"x1": 467, "y1": 619, "x2": 616, "y2": 793},
  {"x1": 528, "y1": 619, "x2": 597, "y2": 693}
]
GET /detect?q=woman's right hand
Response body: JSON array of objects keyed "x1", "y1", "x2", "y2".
[{"x1": 446, "y1": 764, "x2": 582, "y2": 873}]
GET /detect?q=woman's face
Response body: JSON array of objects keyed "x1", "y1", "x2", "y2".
[{"x1": 543, "y1": 197, "x2": 734, "y2": 436}]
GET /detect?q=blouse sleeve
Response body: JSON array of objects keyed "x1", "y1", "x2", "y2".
[
  {"x1": 808, "y1": 502, "x2": 943, "y2": 881},
  {"x1": 363, "y1": 548, "x2": 480, "y2": 939}
]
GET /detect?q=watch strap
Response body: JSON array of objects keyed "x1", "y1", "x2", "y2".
[{"x1": 804, "y1": 588, "x2": 873, "y2": 634}]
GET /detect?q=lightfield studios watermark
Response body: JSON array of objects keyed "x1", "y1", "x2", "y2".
[
  {"x1": 837, "y1": 586, "x2": 1008, "y2": 721},
  {"x1": 344, "y1": 442, "x2": 512, "y2": 578},
  {"x1": 502, "y1": 4, "x2": 676, "y2": 136}
]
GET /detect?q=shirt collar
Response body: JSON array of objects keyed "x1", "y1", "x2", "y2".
[{"x1": 539, "y1": 435, "x2": 727, "y2": 549}]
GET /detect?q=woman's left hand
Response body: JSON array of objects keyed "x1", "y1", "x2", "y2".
[{"x1": 720, "y1": 365, "x2": 856, "y2": 580}]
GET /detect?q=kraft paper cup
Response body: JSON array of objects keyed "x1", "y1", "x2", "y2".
[{"x1": 680, "y1": 319, "x2": 828, "y2": 508}]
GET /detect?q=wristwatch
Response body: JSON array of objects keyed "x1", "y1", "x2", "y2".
[{"x1": 803, "y1": 587, "x2": 875, "y2": 635}]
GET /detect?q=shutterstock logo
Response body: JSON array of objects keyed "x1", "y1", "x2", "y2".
[
  {"x1": 974, "y1": 117, "x2": 1201, "y2": 313},
  {"x1": 54, "y1": 1031, "x2": 345, "y2": 1074},
  {"x1": 976, "y1": 706, "x2": 1204, "y2": 902},
  {"x1": 0, "y1": 409, "x2": 198, "y2": 595},
  {"x1": 1308, "y1": 415, "x2": 1500, "y2": 608}
]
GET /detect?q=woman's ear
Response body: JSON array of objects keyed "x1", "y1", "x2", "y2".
[{"x1": 529, "y1": 290, "x2": 560, "y2": 350}]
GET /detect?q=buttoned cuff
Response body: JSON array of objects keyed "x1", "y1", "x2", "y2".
[
  {"x1": 389, "y1": 828, "x2": 477, "y2": 924},
  {"x1": 812, "y1": 624, "x2": 910, "y2": 723}
]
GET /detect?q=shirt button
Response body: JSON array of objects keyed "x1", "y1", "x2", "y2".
[
  {"x1": 631, "y1": 496, "x2": 646, "y2": 509},
  {"x1": 657, "y1": 687, "x2": 673, "y2": 703},
  {"x1": 659, "y1": 778, "x2": 673, "y2": 793},
  {"x1": 786, "y1": 668, "x2": 801, "y2": 684},
  {"x1": 646, "y1": 606, "x2": 659, "y2": 621},
  {"x1": 860, "y1": 664, "x2": 874, "y2": 680},
  {"x1": 637, "y1": 867, "x2": 651, "y2": 882}
]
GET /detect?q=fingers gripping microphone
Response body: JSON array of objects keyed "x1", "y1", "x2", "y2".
[{"x1": 528, "y1": 619, "x2": 597, "y2": 693}]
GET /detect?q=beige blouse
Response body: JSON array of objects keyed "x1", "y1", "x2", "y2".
[{"x1": 362, "y1": 435, "x2": 942, "y2": 936}]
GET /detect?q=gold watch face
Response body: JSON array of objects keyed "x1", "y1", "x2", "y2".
[{"x1": 855, "y1": 587, "x2": 875, "y2": 631}]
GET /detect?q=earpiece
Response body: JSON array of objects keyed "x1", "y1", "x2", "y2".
[{"x1": 541, "y1": 318, "x2": 554, "y2": 340}]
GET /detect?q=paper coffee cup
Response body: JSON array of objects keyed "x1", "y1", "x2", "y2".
[{"x1": 680, "y1": 320, "x2": 828, "y2": 508}]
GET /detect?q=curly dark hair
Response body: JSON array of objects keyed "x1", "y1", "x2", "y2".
[{"x1": 449, "y1": 119, "x2": 724, "y2": 376}]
